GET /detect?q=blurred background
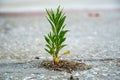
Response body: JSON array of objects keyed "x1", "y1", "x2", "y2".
[
  {"x1": 0, "y1": 0, "x2": 120, "y2": 13},
  {"x1": 0, "y1": 0, "x2": 120, "y2": 62}
]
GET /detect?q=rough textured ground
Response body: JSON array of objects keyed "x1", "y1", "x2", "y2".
[
  {"x1": 0, "y1": 10, "x2": 120, "y2": 80},
  {"x1": 40, "y1": 60, "x2": 92, "y2": 73}
]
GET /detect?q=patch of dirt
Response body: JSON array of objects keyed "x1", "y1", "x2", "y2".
[{"x1": 39, "y1": 60, "x2": 92, "y2": 73}]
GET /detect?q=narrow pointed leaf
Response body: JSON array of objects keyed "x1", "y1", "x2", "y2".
[
  {"x1": 60, "y1": 44, "x2": 67, "y2": 49},
  {"x1": 44, "y1": 35, "x2": 50, "y2": 44}
]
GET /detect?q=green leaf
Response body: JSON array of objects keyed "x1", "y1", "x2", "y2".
[
  {"x1": 45, "y1": 48, "x2": 50, "y2": 54},
  {"x1": 51, "y1": 9, "x2": 55, "y2": 23},
  {"x1": 44, "y1": 35, "x2": 50, "y2": 44},
  {"x1": 60, "y1": 44, "x2": 67, "y2": 50},
  {"x1": 46, "y1": 44, "x2": 51, "y2": 49},
  {"x1": 59, "y1": 30, "x2": 69, "y2": 38},
  {"x1": 57, "y1": 16, "x2": 66, "y2": 33},
  {"x1": 59, "y1": 37, "x2": 66, "y2": 45},
  {"x1": 61, "y1": 24, "x2": 65, "y2": 30},
  {"x1": 46, "y1": 9, "x2": 54, "y2": 22},
  {"x1": 60, "y1": 16, "x2": 66, "y2": 26},
  {"x1": 56, "y1": 5, "x2": 60, "y2": 15},
  {"x1": 47, "y1": 18, "x2": 55, "y2": 33},
  {"x1": 48, "y1": 32, "x2": 54, "y2": 43},
  {"x1": 55, "y1": 8, "x2": 63, "y2": 24}
]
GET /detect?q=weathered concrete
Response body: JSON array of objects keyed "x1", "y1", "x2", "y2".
[{"x1": 0, "y1": 10, "x2": 120, "y2": 80}]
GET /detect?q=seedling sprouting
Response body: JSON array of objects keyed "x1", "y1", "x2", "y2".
[{"x1": 44, "y1": 6, "x2": 70, "y2": 64}]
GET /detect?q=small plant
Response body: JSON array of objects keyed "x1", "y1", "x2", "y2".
[{"x1": 44, "y1": 6, "x2": 70, "y2": 64}]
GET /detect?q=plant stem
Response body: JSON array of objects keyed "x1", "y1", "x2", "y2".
[{"x1": 53, "y1": 55, "x2": 59, "y2": 64}]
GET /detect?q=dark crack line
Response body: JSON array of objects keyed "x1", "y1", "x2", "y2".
[{"x1": 73, "y1": 58, "x2": 120, "y2": 62}]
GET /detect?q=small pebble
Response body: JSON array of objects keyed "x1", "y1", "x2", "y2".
[
  {"x1": 102, "y1": 73, "x2": 108, "y2": 76},
  {"x1": 116, "y1": 63, "x2": 120, "y2": 67},
  {"x1": 69, "y1": 75, "x2": 75, "y2": 80},
  {"x1": 74, "y1": 72, "x2": 79, "y2": 77},
  {"x1": 35, "y1": 57, "x2": 39, "y2": 59}
]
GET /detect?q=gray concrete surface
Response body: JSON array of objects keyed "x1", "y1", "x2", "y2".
[{"x1": 0, "y1": 10, "x2": 120, "y2": 80}]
